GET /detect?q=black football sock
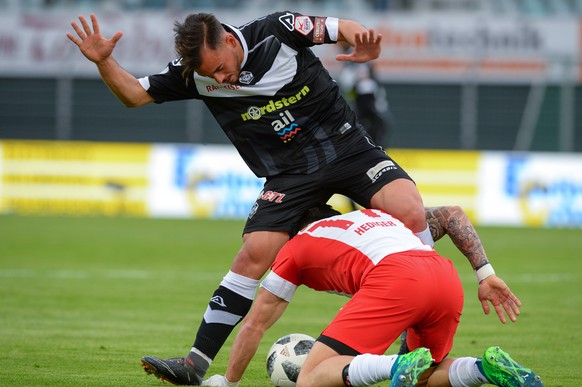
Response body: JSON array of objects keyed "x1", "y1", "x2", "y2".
[{"x1": 189, "y1": 285, "x2": 253, "y2": 367}]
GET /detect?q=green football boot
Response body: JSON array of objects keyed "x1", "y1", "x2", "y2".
[
  {"x1": 390, "y1": 347, "x2": 432, "y2": 387},
  {"x1": 479, "y1": 346, "x2": 544, "y2": 387}
]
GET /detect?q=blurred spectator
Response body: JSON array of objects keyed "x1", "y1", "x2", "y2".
[
  {"x1": 370, "y1": 0, "x2": 389, "y2": 10},
  {"x1": 338, "y1": 52, "x2": 393, "y2": 149}
]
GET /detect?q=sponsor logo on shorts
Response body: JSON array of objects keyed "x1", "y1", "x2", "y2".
[
  {"x1": 367, "y1": 160, "x2": 396, "y2": 183},
  {"x1": 260, "y1": 190, "x2": 285, "y2": 203},
  {"x1": 248, "y1": 190, "x2": 285, "y2": 219},
  {"x1": 248, "y1": 202, "x2": 259, "y2": 219}
]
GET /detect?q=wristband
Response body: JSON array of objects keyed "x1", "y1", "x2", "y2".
[{"x1": 475, "y1": 263, "x2": 495, "y2": 283}]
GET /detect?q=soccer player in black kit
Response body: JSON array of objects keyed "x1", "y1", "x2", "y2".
[{"x1": 67, "y1": 11, "x2": 512, "y2": 385}]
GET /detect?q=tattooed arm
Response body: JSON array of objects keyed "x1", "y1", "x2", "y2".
[
  {"x1": 425, "y1": 205, "x2": 522, "y2": 323},
  {"x1": 425, "y1": 205, "x2": 488, "y2": 270}
]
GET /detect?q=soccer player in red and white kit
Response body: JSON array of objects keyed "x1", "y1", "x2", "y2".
[{"x1": 202, "y1": 205, "x2": 543, "y2": 387}]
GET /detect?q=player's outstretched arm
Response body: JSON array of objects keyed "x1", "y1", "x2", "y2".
[
  {"x1": 425, "y1": 205, "x2": 522, "y2": 323},
  {"x1": 67, "y1": 13, "x2": 153, "y2": 107},
  {"x1": 210, "y1": 287, "x2": 289, "y2": 385},
  {"x1": 425, "y1": 206, "x2": 488, "y2": 269},
  {"x1": 336, "y1": 20, "x2": 382, "y2": 63}
]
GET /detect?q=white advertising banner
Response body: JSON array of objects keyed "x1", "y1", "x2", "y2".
[
  {"x1": 0, "y1": 12, "x2": 177, "y2": 77},
  {"x1": 148, "y1": 144, "x2": 264, "y2": 219},
  {"x1": 368, "y1": 15, "x2": 578, "y2": 83},
  {"x1": 0, "y1": 11, "x2": 580, "y2": 82},
  {"x1": 477, "y1": 151, "x2": 582, "y2": 227}
]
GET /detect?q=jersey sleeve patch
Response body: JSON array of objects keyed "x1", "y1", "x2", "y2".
[
  {"x1": 278, "y1": 12, "x2": 295, "y2": 31},
  {"x1": 294, "y1": 15, "x2": 314, "y2": 36},
  {"x1": 313, "y1": 17, "x2": 326, "y2": 43}
]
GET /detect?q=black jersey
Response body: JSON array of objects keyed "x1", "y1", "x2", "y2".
[{"x1": 139, "y1": 11, "x2": 371, "y2": 178}]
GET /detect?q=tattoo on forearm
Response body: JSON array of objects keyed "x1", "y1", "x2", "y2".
[{"x1": 425, "y1": 206, "x2": 489, "y2": 270}]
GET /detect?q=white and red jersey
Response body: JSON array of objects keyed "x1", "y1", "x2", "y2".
[{"x1": 261, "y1": 209, "x2": 433, "y2": 301}]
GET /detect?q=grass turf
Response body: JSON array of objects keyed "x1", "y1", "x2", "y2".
[{"x1": 0, "y1": 214, "x2": 580, "y2": 386}]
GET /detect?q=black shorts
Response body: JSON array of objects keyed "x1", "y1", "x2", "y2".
[{"x1": 243, "y1": 147, "x2": 413, "y2": 235}]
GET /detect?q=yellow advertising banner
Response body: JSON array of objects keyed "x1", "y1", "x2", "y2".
[
  {"x1": 388, "y1": 149, "x2": 480, "y2": 221},
  {"x1": 2, "y1": 141, "x2": 580, "y2": 227},
  {"x1": 328, "y1": 149, "x2": 480, "y2": 221},
  {"x1": 0, "y1": 141, "x2": 150, "y2": 216}
]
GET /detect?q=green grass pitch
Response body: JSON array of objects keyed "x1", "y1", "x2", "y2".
[{"x1": 0, "y1": 214, "x2": 580, "y2": 386}]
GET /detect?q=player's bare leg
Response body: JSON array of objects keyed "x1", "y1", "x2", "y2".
[{"x1": 142, "y1": 231, "x2": 289, "y2": 384}]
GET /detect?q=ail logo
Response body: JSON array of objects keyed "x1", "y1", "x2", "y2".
[{"x1": 272, "y1": 110, "x2": 301, "y2": 143}]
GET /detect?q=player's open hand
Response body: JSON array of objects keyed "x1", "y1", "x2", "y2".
[
  {"x1": 478, "y1": 275, "x2": 522, "y2": 324},
  {"x1": 67, "y1": 13, "x2": 122, "y2": 64},
  {"x1": 336, "y1": 28, "x2": 382, "y2": 63}
]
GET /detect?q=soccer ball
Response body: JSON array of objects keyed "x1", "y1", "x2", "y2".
[{"x1": 266, "y1": 333, "x2": 315, "y2": 386}]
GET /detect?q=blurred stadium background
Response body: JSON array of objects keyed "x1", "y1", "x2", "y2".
[{"x1": 1, "y1": 0, "x2": 582, "y2": 226}]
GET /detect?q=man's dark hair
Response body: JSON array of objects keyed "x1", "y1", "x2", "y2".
[
  {"x1": 290, "y1": 204, "x2": 342, "y2": 237},
  {"x1": 173, "y1": 13, "x2": 225, "y2": 83}
]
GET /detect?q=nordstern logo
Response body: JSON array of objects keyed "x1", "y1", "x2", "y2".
[{"x1": 241, "y1": 85, "x2": 310, "y2": 121}]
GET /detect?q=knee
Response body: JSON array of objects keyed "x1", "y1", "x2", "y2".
[
  {"x1": 370, "y1": 179, "x2": 427, "y2": 232},
  {"x1": 401, "y1": 203, "x2": 428, "y2": 233},
  {"x1": 376, "y1": 198, "x2": 426, "y2": 233},
  {"x1": 231, "y1": 231, "x2": 289, "y2": 279}
]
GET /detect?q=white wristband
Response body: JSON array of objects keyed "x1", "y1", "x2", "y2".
[{"x1": 475, "y1": 263, "x2": 495, "y2": 283}]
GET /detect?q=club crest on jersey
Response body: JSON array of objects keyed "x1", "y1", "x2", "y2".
[
  {"x1": 294, "y1": 16, "x2": 314, "y2": 36},
  {"x1": 239, "y1": 71, "x2": 254, "y2": 85}
]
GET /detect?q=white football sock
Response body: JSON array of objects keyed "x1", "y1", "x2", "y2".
[
  {"x1": 220, "y1": 270, "x2": 260, "y2": 299},
  {"x1": 347, "y1": 353, "x2": 398, "y2": 386},
  {"x1": 448, "y1": 357, "x2": 489, "y2": 387}
]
